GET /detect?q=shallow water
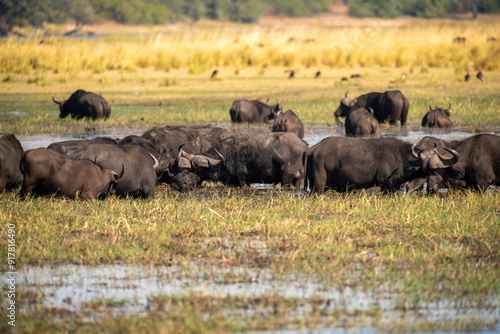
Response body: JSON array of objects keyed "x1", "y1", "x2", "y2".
[
  {"x1": 16, "y1": 263, "x2": 499, "y2": 332},
  {"x1": 17, "y1": 123, "x2": 498, "y2": 150}
]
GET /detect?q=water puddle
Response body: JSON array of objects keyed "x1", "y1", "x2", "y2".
[{"x1": 15, "y1": 263, "x2": 499, "y2": 332}]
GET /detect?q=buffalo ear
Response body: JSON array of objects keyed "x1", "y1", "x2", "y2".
[{"x1": 350, "y1": 99, "x2": 357, "y2": 107}]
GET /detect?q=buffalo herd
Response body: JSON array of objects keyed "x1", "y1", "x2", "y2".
[{"x1": 0, "y1": 88, "x2": 498, "y2": 198}]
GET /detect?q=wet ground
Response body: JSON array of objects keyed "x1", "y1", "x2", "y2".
[
  {"x1": 18, "y1": 263, "x2": 500, "y2": 332},
  {"x1": 12, "y1": 123, "x2": 500, "y2": 332}
]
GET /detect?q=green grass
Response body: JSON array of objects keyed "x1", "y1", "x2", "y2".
[
  {"x1": 1, "y1": 186, "x2": 499, "y2": 332},
  {"x1": 0, "y1": 67, "x2": 499, "y2": 134}
]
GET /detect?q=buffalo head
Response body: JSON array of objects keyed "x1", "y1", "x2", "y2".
[
  {"x1": 52, "y1": 96, "x2": 69, "y2": 118},
  {"x1": 334, "y1": 92, "x2": 357, "y2": 122},
  {"x1": 428, "y1": 101, "x2": 451, "y2": 117},
  {"x1": 411, "y1": 139, "x2": 459, "y2": 193}
]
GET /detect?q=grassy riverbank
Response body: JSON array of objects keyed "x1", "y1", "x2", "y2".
[{"x1": 0, "y1": 187, "x2": 499, "y2": 332}]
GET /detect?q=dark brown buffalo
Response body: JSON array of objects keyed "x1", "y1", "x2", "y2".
[
  {"x1": 63, "y1": 144, "x2": 159, "y2": 198},
  {"x1": 20, "y1": 148, "x2": 121, "y2": 199},
  {"x1": 52, "y1": 89, "x2": 111, "y2": 120},
  {"x1": 421, "y1": 102, "x2": 452, "y2": 128},
  {"x1": 411, "y1": 134, "x2": 500, "y2": 193},
  {"x1": 335, "y1": 91, "x2": 409, "y2": 126},
  {"x1": 48, "y1": 137, "x2": 118, "y2": 156},
  {"x1": 336, "y1": 106, "x2": 381, "y2": 137},
  {"x1": 272, "y1": 110, "x2": 305, "y2": 139},
  {"x1": 0, "y1": 134, "x2": 24, "y2": 192},
  {"x1": 304, "y1": 136, "x2": 422, "y2": 194},
  {"x1": 178, "y1": 132, "x2": 308, "y2": 188},
  {"x1": 229, "y1": 99, "x2": 282, "y2": 123},
  {"x1": 142, "y1": 125, "x2": 235, "y2": 191}
]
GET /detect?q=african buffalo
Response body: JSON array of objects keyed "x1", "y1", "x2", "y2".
[
  {"x1": 335, "y1": 91, "x2": 409, "y2": 126},
  {"x1": 143, "y1": 125, "x2": 234, "y2": 156},
  {"x1": 177, "y1": 132, "x2": 308, "y2": 188},
  {"x1": 0, "y1": 134, "x2": 24, "y2": 192},
  {"x1": 117, "y1": 135, "x2": 172, "y2": 179},
  {"x1": 272, "y1": 110, "x2": 305, "y2": 139},
  {"x1": 142, "y1": 125, "x2": 235, "y2": 191},
  {"x1": 229, "y1": 99, "x2": 282, "y2": 123},
  {"x1": 64, "y1": 144, "x2": 159, "y2": 198},
  {"x1": 48, "y1": 137, "x2": 118, "y2": 156},
  {"x1": 20, "y1": 148, "x2": 122, "y2": 199},
  {"x1": 421, "y1": 102, "x2": 452, "y2": 128},
  {"x1": 335, "y1": 106, "x2": 381, "y2": 137},
  {"x1": 53, "y1": 89, "x2": 111, "y2": 120},
  {"x1": 304, "y1": 136, "x2": 422, "y2": 194},
  {"x1": 411, "y1": 134, "x2": 500, "y2": 193}
]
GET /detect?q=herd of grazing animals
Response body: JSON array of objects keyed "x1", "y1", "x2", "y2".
[{"x1": 0, "y1": 86, "x2": 499, "y2": 199}]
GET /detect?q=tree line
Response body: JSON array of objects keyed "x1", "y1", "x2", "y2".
[{"x1": 1, "y1": 0, "x2": 499, "y2": 35}]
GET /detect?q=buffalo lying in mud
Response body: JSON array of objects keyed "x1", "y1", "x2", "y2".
[
  {"x1": 272, "y1": 110, "x2": 304, "y2": 139},
  {"x1": 421, "y1": 102, "x2": 452, "y2": 128},
  {"x1": 172, "y1": 132, "x2": 308, "y2": 189},
  {"x1": 334, "y1": 105, "x2": 381, "y2": 137},
  {"x1": 411, "y1": 134, "x2": 500, "y2": 193},
  {"x1": 229, "y1": 99, "x2": 282, "y2": 123},
  {"x1": 0, "y1": 134, "x2": 24, "y2": 192},
  {"x1": 304, "y1": 136, "x2": 423, "y2": 195},
  {"x1": 53, "y1": 89, "x2": 111, "y2": 120},
  {"x1": 335, "y1": 91, "x2": 409, "y2": 126},
  {"x1": 20, "y1": 148, "x2": 122, "y2": 199}
]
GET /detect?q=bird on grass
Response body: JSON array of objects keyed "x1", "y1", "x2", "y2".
[
  {"x1": 477, "y1": 71, "x2": 483, "y2": 82},
  {"x1": 211, "y1": 70, "x2": 218, "y2": 79},
  {"x1": 464, "y1": 70, "x2": 471, "y2": 82},
  {"x1": 315, "y1": 71, "x2": 321, "y2": 79}
]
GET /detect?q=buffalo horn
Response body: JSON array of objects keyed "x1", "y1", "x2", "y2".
[
  {"x1": 429, "y1": 101, "x2": 434, "y2": 110},
  {"x1": 445, "y1": 101, "x2": 452, "y2": 112},
  {"x1": 52, "y1": 96, "x2": 61, "y2": 105},
  {"x1": 175, "y1": 149, "x2": 192, "y2": 169},
  {"x1": 113, "y1": 163, "x2": 125, "y2": 180},
  {"x1": 181, "y1": 150, "x2": 221, "y2": 168},
  {"x1": 148, "y1": 153, "x2": 159, "y2": 170},
  {"x1": 411, "y1": 144, "x2": 420, "y2": 159},
  {"x1": 344, "y1": 92, "x2": 348, "y2": 98},
  {"x1": 215, "y1": 149, "x2": 225, "y2": 165},
  {"x1": 297, "y1": 110, "x2": 302, "y2": 119},
  {"x1": 368, "y1": 107, "x2": 374, "y2": 115},
  {"x1": 428, "y1": 147, "x2": 459, "y2": 169}
]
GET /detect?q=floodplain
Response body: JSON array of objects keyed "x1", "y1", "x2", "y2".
[{"x1": 0, "y1": 15, "x2": 499, "y2": 333}]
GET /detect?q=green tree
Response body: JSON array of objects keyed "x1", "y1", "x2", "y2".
[
  {"x1": 0, "y1": 0, "x2": 58, "y2": 34},
  {"x1": 63, "y1": 0, "x2": 96, "y2": 34}
]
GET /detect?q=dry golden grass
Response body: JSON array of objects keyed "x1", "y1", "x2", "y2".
[{"x1": 2, "y1": 15, "x2": 499, "y2": 76}]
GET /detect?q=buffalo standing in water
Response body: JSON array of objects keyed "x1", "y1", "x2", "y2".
[
  {"x1": 335, "y1": 91, "x2": 409, "y2": 126},
  {"x1": 421, "y1": 102, "x2": 452, "y2": 128},
  {"x1": 53, "y1": 89, "x2": 111, "y2": 120}
]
